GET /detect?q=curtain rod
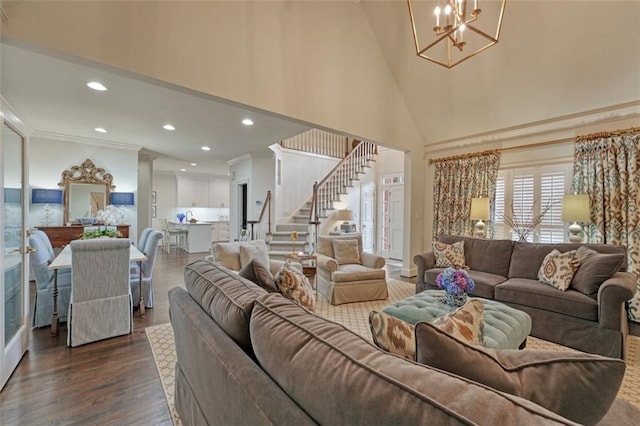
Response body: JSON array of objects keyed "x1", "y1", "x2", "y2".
[{"x1": 428, "y1": 126, "x2": 639, "y2": 164}]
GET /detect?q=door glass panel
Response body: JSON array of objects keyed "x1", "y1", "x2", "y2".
[{"x1": 3, "y1": 123, "x2": 24, "y2": 345}]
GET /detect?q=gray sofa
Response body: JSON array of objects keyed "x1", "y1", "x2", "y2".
[
  {"x1": 169, "y1": 260, "x2": 639, "y2": 425},
  {"x1": 414, "y1": 235, "x2": 637, "y2": 359}
]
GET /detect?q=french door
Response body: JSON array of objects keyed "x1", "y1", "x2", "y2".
[{"x1": 1, "y1": 120, "x2": 29, "y2": 390}]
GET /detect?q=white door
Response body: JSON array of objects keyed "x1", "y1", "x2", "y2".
[
  {"x1": 388, "y1": 185, "x2": 404, "y2": 260},
  {"x1": 1, "y1": 121, "x2": 29, "y2": 390},
  {"x1": 361, "y1": 184, "x2": 375, "y2": 253}
]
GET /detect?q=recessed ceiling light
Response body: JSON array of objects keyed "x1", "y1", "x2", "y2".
[
  {"x1": 94, "y1": 127, "x2": 108, "y2": 133},
  {"x1": 87, "y1": 81, "x2": 108, "y2": 91},
  {"x1": 242, "y1": 118, "x2": 254, "y2": 126},
  {"x1": 180, "y1": 168, "x2": 186, "y2": 172},
  {"x1": 201, "y1": 146, "x2": 211, "y2": 151},
  {"x1": 163, "y1": 124, "x2": 175, "y2": 131},
  {"x1": 190, "y1": 163, "x2": 197, "y2": 166}
]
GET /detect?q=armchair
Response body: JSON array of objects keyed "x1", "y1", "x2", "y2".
[
  {"x1": 130, "y1": 229, "x2": 163, "y2": 308},
  {"x1": 68, "y1": 238, "x2": 132, "y2": 347},
  {"x1": 29, "y1": 230, "x2": 71, "y2": 327},
  {"x1": 209, "y1": 240, "x2": 284, "y2": 276},
  {"x1": 316, "y1": 235, "x2": 387, "y2": 305}
]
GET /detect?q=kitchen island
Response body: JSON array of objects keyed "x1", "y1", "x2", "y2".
[{"x1": 170, "y1": 221, "x2": 212, "y2": 253}]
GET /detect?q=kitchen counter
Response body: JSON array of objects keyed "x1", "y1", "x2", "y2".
[{"x1": 169, "y1": 221, "x2": 213, "y2": 253}]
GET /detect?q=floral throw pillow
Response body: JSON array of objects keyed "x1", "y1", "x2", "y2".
[
  {"x1": 274, "y1": 261, "x2": 316, "y2": 311},
  {"x1": 431, "y1": 300, "x2": 484, "y2": 345},
  {"x1": 433, "y1": 240, "x2": 466, "y2": 268},
  {"x1": 537, "y1": 249, "x2": 580, "y2": 291}
]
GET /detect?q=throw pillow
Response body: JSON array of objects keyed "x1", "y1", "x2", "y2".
[
  {"x1": 332, "y1": 239, "x2": 361, "y2": 265},
  {"x1": 414, "y1": 322, "x2": 626, "y2": 425},
  {"x1": 239, "y1": 241, "x2": 270, "y2": 268},
  {"x1": 537, "y1": 249, "x2": 580, "y2": 291},
  {"x1": 369, "y1": 300, "x2": 484, "y2": 361},
  {"x1": 274, "y1": 261, "x2": 316, "y2": 311},
  {"x1": 239, "y1": 259, "x2": 278, "y2": 293},
  {"x1": 571, "y1": 246, "x2": 626, "y2": 295},
  {"x1": 369, "y1": 311, "x2": 415, "y2": 360},
  {"x1": 433, "y1": 240, "x2": 466, "y2": 268}
]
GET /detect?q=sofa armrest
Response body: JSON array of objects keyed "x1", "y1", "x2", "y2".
[
  {"x1": 269, "y1": 259, "x2": 285, "y2": 276},
  {"x1": 316, "y1": 253, "x2": 338, "y2": 273},
  {"x1": 413, "y1": 251, "x2": 436, "y2": 293},
  {"x1": 598, "y1": 271, "x2": 638, "y2": 330},
  {"x1": 361, "y1": 252, "x2": 385, "y2": 269}
]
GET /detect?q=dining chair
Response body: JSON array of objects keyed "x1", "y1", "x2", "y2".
[
  {"x1": 67, "y1": 238, "x2": 132, "y2": 347},
  {"x1": 131, "y1": 227, "x2": 153, "y2": 274},
  {"x1": 29, "y1": 230, "x2": 72, "y2": 327},
  {"x1": 130, "y1": 229, "x2": 163, "y2": 308}
]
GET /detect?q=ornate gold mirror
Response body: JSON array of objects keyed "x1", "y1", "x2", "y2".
[{"x1": 58, "y1": 159, "x2": 116, "y2": 223}]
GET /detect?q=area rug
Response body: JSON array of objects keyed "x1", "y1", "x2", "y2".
[{"x1": 147, "y1": 279, "x2": 640, "y2": 425}]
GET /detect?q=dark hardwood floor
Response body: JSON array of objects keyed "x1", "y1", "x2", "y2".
[{"x1": 0, "y1": 250, "x2": 411, "y2": 424}]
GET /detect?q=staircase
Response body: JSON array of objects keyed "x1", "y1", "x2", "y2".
[{"x1": 268, "y1": 140, "x2": 377, "y2": 259}]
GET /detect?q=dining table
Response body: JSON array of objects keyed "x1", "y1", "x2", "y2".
[{"x1": 48, "y1": 243, "x2": 147, "y2": 336}]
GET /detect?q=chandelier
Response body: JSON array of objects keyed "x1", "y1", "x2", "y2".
[{"x1": 407, "y1": 0, "x2": 507, "y2": 68}]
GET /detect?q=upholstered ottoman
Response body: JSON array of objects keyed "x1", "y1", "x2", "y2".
[{"x1": 383, "y1": 290, "x2": 531, "y2": 349}]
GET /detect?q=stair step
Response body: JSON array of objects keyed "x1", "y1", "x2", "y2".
[
  {"x1": 270, "y1": 231, "x2": 309, "y2": 241},
  {"x1": 275, "y1": 223, "x2": 309, "y2": 232}
]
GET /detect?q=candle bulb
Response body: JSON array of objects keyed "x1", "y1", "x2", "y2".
[
  {"x1": 474, "y1": 0, "x2": 478, "y2": 11},
  {"x1": 434, "y1": 6, "x2": 441, "y2": 27}
]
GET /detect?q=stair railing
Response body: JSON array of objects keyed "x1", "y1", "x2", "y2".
[
  {"x1": 309, "y1": 140, "x2": 377, "y2": 247},
  {"x1": 248, "y1": 190, "x2": 271, "y2": 241},
  {"x1": 280, "y1": 129, "x2": 349, "y2": 158}
]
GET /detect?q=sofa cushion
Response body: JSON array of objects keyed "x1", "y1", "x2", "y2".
[
  {"x1": 274, "y1": 261, "x2": 315, "y2": 311},
  {"x1": 537, "y1": 249, "x2": 580, "y2": 291},
  {"x1": 369, "y1": 301, "x2": 484, "y2": 361},
  {"x1": 239, "y1": 259, "x2": 278, "y2": 293},
  {"x1": 439, "y1": 235, "x2": 514, "y2": 277},
  {"x1": 211, "y1": 241, "x2": 241, "y2": 271},
  {"x1": 250, "y1": 294, "x2": 575, "y2": 425},
  {"x1": 332, "y1": 264, "x2": 386, "y2": 283},
  {"x1": 239, "y1": 240, "x2": 270, "y2": 269},
  {"x1": 495, "y1": 278, "x2": 597, "y2": 321},
  {"x1": 183, "y1": 260, "x2": 267, "y2": 351},
  {"x1": 332, "y1": 239, "x2": 361, "y2": 265},
  {"x1": 425, "y1": 268, "x2": 506, "y2": 299},
  {"x1": 571, "y1": 246, "x2": 626, "y2": 295},
  {"x1": 414, "y1": 321, "x2": 626, "y2": 425},
  {"x1": 433, "y1": 240, "x2": 466, "y2": 268}
]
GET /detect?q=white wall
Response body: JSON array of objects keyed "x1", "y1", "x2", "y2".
[
  {"x1": 151, "y1": 172, "x2": 177, "y2": 229},
  {"x1": 28, "y1": 136, "x2": 139, "y2": 239}
]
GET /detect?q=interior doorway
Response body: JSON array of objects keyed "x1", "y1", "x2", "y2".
[
  {"x1": 361, "y1": 183, "x2": 375, "y2": 253},
  {"x1": 238, "y1": 182, "x2": 248, "y2": 237},
  {"x1": 380, "y1": 175, "x2": 404, "y2": 261}
]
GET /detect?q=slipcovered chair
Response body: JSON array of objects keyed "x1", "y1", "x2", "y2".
[
  {"x1": 29, "y1": 230, "x2": 72, "y2": 327},
  {"x1": 130, "y1": 227, "x2": 154, "y2": 274},
  {"x1": 316, "y1": 234, "x2": 388, "y2": 305},
  {"x1": 130, "y1": 229, "x2": 163, "y2": 308},
  {"x1": 67, "y1": 238, "x2": 132, "y2": 347}
]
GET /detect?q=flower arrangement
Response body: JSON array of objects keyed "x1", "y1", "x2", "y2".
[
  {"x1": 81, "y1": 228, "x2": 123, "y2": 239},
  {"x1": 96, "y1": 205, "x2": 126, "y2": 226},
  {"x1": 436, "y1": 267, "x2": 474, "y2": 307},
  {"x1": 436, "y1": 267, "x2": 475, "y2": 295}
]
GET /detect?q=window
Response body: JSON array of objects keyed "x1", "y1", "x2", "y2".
[{"x1": 493, "y1": 164, "x2": 571, "y2": 243}]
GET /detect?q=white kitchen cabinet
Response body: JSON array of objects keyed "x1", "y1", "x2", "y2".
[
  {"x1": 211, "y1": 221, "x2": 230, "y2": 242},
  {"x1": 208, "y1": 178, "x2": 230, "y2": 208},
  {"x1": 177, "y1": 177, "x2": 209, "y2": 207}
]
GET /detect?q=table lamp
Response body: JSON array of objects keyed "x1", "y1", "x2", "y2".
[
  {"x1": 562, "y1": 194, "x2": 590, "y2": 243},
  {"x1": 337, "y1": 209, "x2": 353, "y2": 233},
  {"x1": 470, "y1": 197, "x2": 490, "y2": 238}
]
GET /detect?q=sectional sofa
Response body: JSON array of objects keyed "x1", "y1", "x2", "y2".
[
  {"x1": 414, "y1": 235, "x2": 637, "y2": 358},
  {"x1": 169, "y1": 260, "x2": 639, "y2": 425}
]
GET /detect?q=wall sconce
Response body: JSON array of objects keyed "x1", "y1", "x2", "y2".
[
  {"x1": 32, "y1": 188, "x2": 63, "y2": 226},
  {"x1": 470, "y1": 197, "x2": 490, "y2": 238},
  {"x1": 562, "y1": 194, "x2": 591, "y2": 243},
  {"x1": 337, "y1": 209, "x2": 353, "y2": 233},
  {"x1": 110, "y1": 192, "x2": 135, "y2": 206}
]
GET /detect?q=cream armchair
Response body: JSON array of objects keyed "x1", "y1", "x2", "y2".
[{"x1": 316, "y1": 235, "x2": 387, "y2": 305}]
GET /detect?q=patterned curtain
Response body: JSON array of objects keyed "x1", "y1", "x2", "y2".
[
  {"x1": 572, "y1": 131, "x2": 640, "y2": 322},
  {"x1": 432, "y1": 151, "x2": 500, "y2": 238}
]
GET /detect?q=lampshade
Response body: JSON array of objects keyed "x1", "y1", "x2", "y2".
[
  {"x1": 561, "y1": 194, "x2": 591, "y2": 222},
  {"x1": 4, "y1": 187, "x2": 22, "y2": 204},
  {"x1": 110, "y1": 192, "x2": 135, "y2": 206},
  {"x1": 337, "y1": 209, "x2": 353, "y2": 221},
  {"x1": 31, "y1": 188, "x2": 63, "y2": 204},
  {"x1": 470, "y1": 197, "x2": 490, "y2": 220}
]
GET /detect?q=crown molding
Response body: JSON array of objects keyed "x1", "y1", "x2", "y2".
[
  {"x1": 31, "y1": 130, "x2": 142, "y2": 151},
  {"x1": 424, "y1": 101, "x2": 640, "y2": 157}
]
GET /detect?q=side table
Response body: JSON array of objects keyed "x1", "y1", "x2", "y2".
[{"x1": 285, "y1": 254, "x2": 317, "y2": 297}]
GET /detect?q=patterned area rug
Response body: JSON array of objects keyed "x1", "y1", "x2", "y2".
[{"x1": 146, "y1": 279, "x2": 640, "y2": 425}]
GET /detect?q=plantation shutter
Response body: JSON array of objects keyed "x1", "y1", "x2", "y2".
[
  {"x1": 512, "y1": 174, "x2": 535, "y2": 242},
  {"x1": 539, "y1": 172, "x2": 565, "y2": 243},
  {"x1": 493, "y1": 176, "x2": 506, "y2": 239}
]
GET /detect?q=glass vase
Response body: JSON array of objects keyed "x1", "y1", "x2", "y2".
[{"x1": 443, "y1": 292, "x2": 467, "y2": 307}]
